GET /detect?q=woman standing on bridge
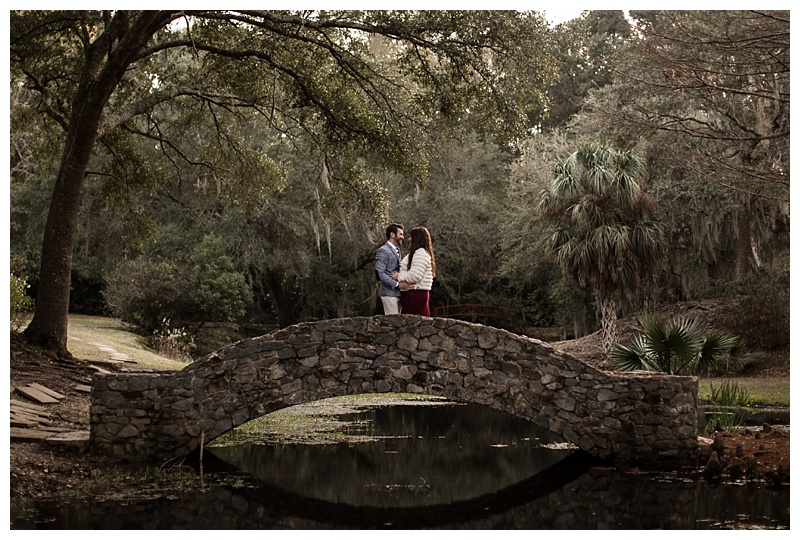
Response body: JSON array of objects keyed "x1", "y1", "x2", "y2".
[{"x1": 392, "y1": 226, "x2": 436, "y2": 316}]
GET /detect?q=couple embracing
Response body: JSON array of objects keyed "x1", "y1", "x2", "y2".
[{"x1": 375, "y1": 223, "x2": 436, "y2": 316}]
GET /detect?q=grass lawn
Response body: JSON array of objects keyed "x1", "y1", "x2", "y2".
[
  {"x1": 67, "y1": 314, "x2": 187, "y2": 370},
  {"x1": 699, "y1": 377, "x2": 790, "y2": 407}
]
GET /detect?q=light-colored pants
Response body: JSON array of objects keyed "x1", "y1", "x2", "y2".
[{"x1": 380, "y1": 296, "x2": 401, "y2": 315}]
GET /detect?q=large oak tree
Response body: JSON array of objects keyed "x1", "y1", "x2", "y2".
[{"x1": 10, "y1": 10, "x2": 555, "y2": 355}]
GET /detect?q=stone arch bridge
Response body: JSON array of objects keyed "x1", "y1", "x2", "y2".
[{"x1": 89, "y1": 315, "x2": 698, "y2": 464}]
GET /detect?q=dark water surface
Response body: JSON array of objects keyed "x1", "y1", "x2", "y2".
[
  {"x1": 208, "y1": 403, "x2": 575, "y2": 507},
  {"x1": 10, "y1": 402, "x2": 790, "y2": 529}
]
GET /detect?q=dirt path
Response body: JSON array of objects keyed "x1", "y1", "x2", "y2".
[{"x1": 65, "y1": 314, "x2": 187, "y2": 370}]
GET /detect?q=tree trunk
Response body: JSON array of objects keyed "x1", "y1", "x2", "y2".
[
  {"x1": 734, "y1": 194, "x2": 753, "y2": 280},
  {"x1": 24, "y1": 11, "x2": 172, "y2": 356},
  {"x1": 23, "y1": 141, "x2": 92, "y2": 356},
  {"x1": 263, "y1": 272, "x2": 299, "y2": 328},
  {"x1": 750, "y1": 233, "x2": 763, "y2": 269},
  {"x1": 599, "y1": 294, "x2": 618, "y2": 359},
  {"x1": 23, "y1": 77, "x2": 114, "y2": 356}
]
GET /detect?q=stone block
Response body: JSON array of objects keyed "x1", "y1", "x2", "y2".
[
  {"x1": 297, "y1": 346, "x2": 317, "y2": 358},
  {"x1": 299, "y1": 355, "x2": 320, "y2": 367},
  {"x1": 324, "y1": 332, "x2": 350, "y2": 343},
  {"x1": 554, "y1": 397, "x2": 576, "y2": 412},
  {"x1": 372, "y1": 332, "x2": 397, "y2": 346},
  {"x1": 105, "y1": 378, "x2": 129, "y2": 391},
  {"x1": 277, "y1": 348, "x2": 297, "y2": 360},
  {"x1": 117, "y1": 424, "x2": 139, "y2": 438},
  {"x1": 477, "y1": 332, "x2": 498, "y2": 349},
  {"x1": 396, "y1": 334, "x2": 419, "y2": 352}
]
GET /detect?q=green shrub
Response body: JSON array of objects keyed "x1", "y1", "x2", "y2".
[
  {"x1": 187, "y1": 236, "x2": 252, "y2": 325},
  {"x1": 103, "y1": 259, "x2": 187, "y2": 332},
  {"x1": 10, "y1": 273, "x2": 34, "y2": 332},
  {"x1": 702, "y1": 381, "x2": 758, "y2": 433},
  {"x1": 702, "y1": 408, "x2": 748, "y2": 434},
  {"x1": 708, "y1": 379, "x2": 755, "y2": 407},
  {"x1": 103, "y1": 236, "x2": 252, "y2": 333}
]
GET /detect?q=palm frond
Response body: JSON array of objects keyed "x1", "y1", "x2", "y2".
[
  {"x1": 611, "y1": 170, "x2": 641, "y2": 208},
  {"x1": 608, "y1": 343, "x2": 644, "y2": 371},
  {"x1": 697, "y1": 331, "x2": 748, "y2": 374},
  {"x1": 551, "y1": 168, "x2": 581, "y2": 200},
  {"x1": 663, "y1": 317, "x2": 704, "y2": 359}
]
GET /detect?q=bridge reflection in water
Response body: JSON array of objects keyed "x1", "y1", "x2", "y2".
[{"x1": 207, "y1": 402, "x2": 586, "y2": 509}]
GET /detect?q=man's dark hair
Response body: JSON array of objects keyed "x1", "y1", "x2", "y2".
[{"x1": 385, "y1": 223, "x2": 404, "y2": 240}]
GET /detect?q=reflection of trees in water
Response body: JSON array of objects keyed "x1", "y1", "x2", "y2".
[
  {"x1": 459, "y1": 469, "x2": 790, "y2": 530},
  {"x1": 12, "y1": 456, "x2": 789, "y2": 529}
]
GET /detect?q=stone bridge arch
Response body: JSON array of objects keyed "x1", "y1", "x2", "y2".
[{"x1": 89, "y1": 315, "x2": 698, "y2": 464}]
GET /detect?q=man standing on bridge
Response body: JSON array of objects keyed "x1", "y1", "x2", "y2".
[{"x1": 376, "y1": 223, "x2": 406, "y2": 314}]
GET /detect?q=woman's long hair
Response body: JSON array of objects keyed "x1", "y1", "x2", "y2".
[{"x1": 406, "y1": 226, "x2": 436, "y2": 277}]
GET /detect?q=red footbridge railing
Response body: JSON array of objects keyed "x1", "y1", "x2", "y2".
[{"x1": 432, "y1": 304, "x2": 515, "y2": 324}]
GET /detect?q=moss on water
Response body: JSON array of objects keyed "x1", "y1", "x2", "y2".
[{"x1": 210, "y1": 393, "x2": 456, "y2": 447}]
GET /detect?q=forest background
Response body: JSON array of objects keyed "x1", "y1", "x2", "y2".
[{"x1": 6, "y1": 10, "x2": 789, "y2": 369}]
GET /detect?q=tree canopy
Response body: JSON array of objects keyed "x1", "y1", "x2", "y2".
[
  {"x1": 569, "y1": 10, "x2": 789, "y2": 297},
  {"x1": 10, "y1": 10, "x2": 556, "y2": 355},
  {"x1": 620, "y1": 10, "x2": 789, "y2": 201},
  {"x1": 9, "y1": 10, "x2": 788, "y2": 362}
]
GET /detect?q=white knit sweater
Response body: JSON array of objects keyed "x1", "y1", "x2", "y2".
[{"x1": 398, "y1": 248, "x2": 434, "y2": 291}]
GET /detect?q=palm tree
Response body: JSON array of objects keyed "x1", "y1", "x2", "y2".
[
  {"x1": 608, "y1": 313, "x2": 747, "y2": 375},
  {"x1": 538, "y1": 143, "x2": 666, "y2": 357}
]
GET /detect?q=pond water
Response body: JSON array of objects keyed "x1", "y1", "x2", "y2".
[
  {"x1": 208, "y1": 401, "x2": 576, "y2": 508},
  {"x1": 10, "y1": 400, "x2": 790, "y2": 529}
]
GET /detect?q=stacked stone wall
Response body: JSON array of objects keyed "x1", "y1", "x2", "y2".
[{"x1": 90, "y1": 315, "x2": 698, "y2": 463}]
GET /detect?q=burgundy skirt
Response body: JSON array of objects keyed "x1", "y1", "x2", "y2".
[{"x1": 401, "y1": 289, "x2": 430, "y2": 316}]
